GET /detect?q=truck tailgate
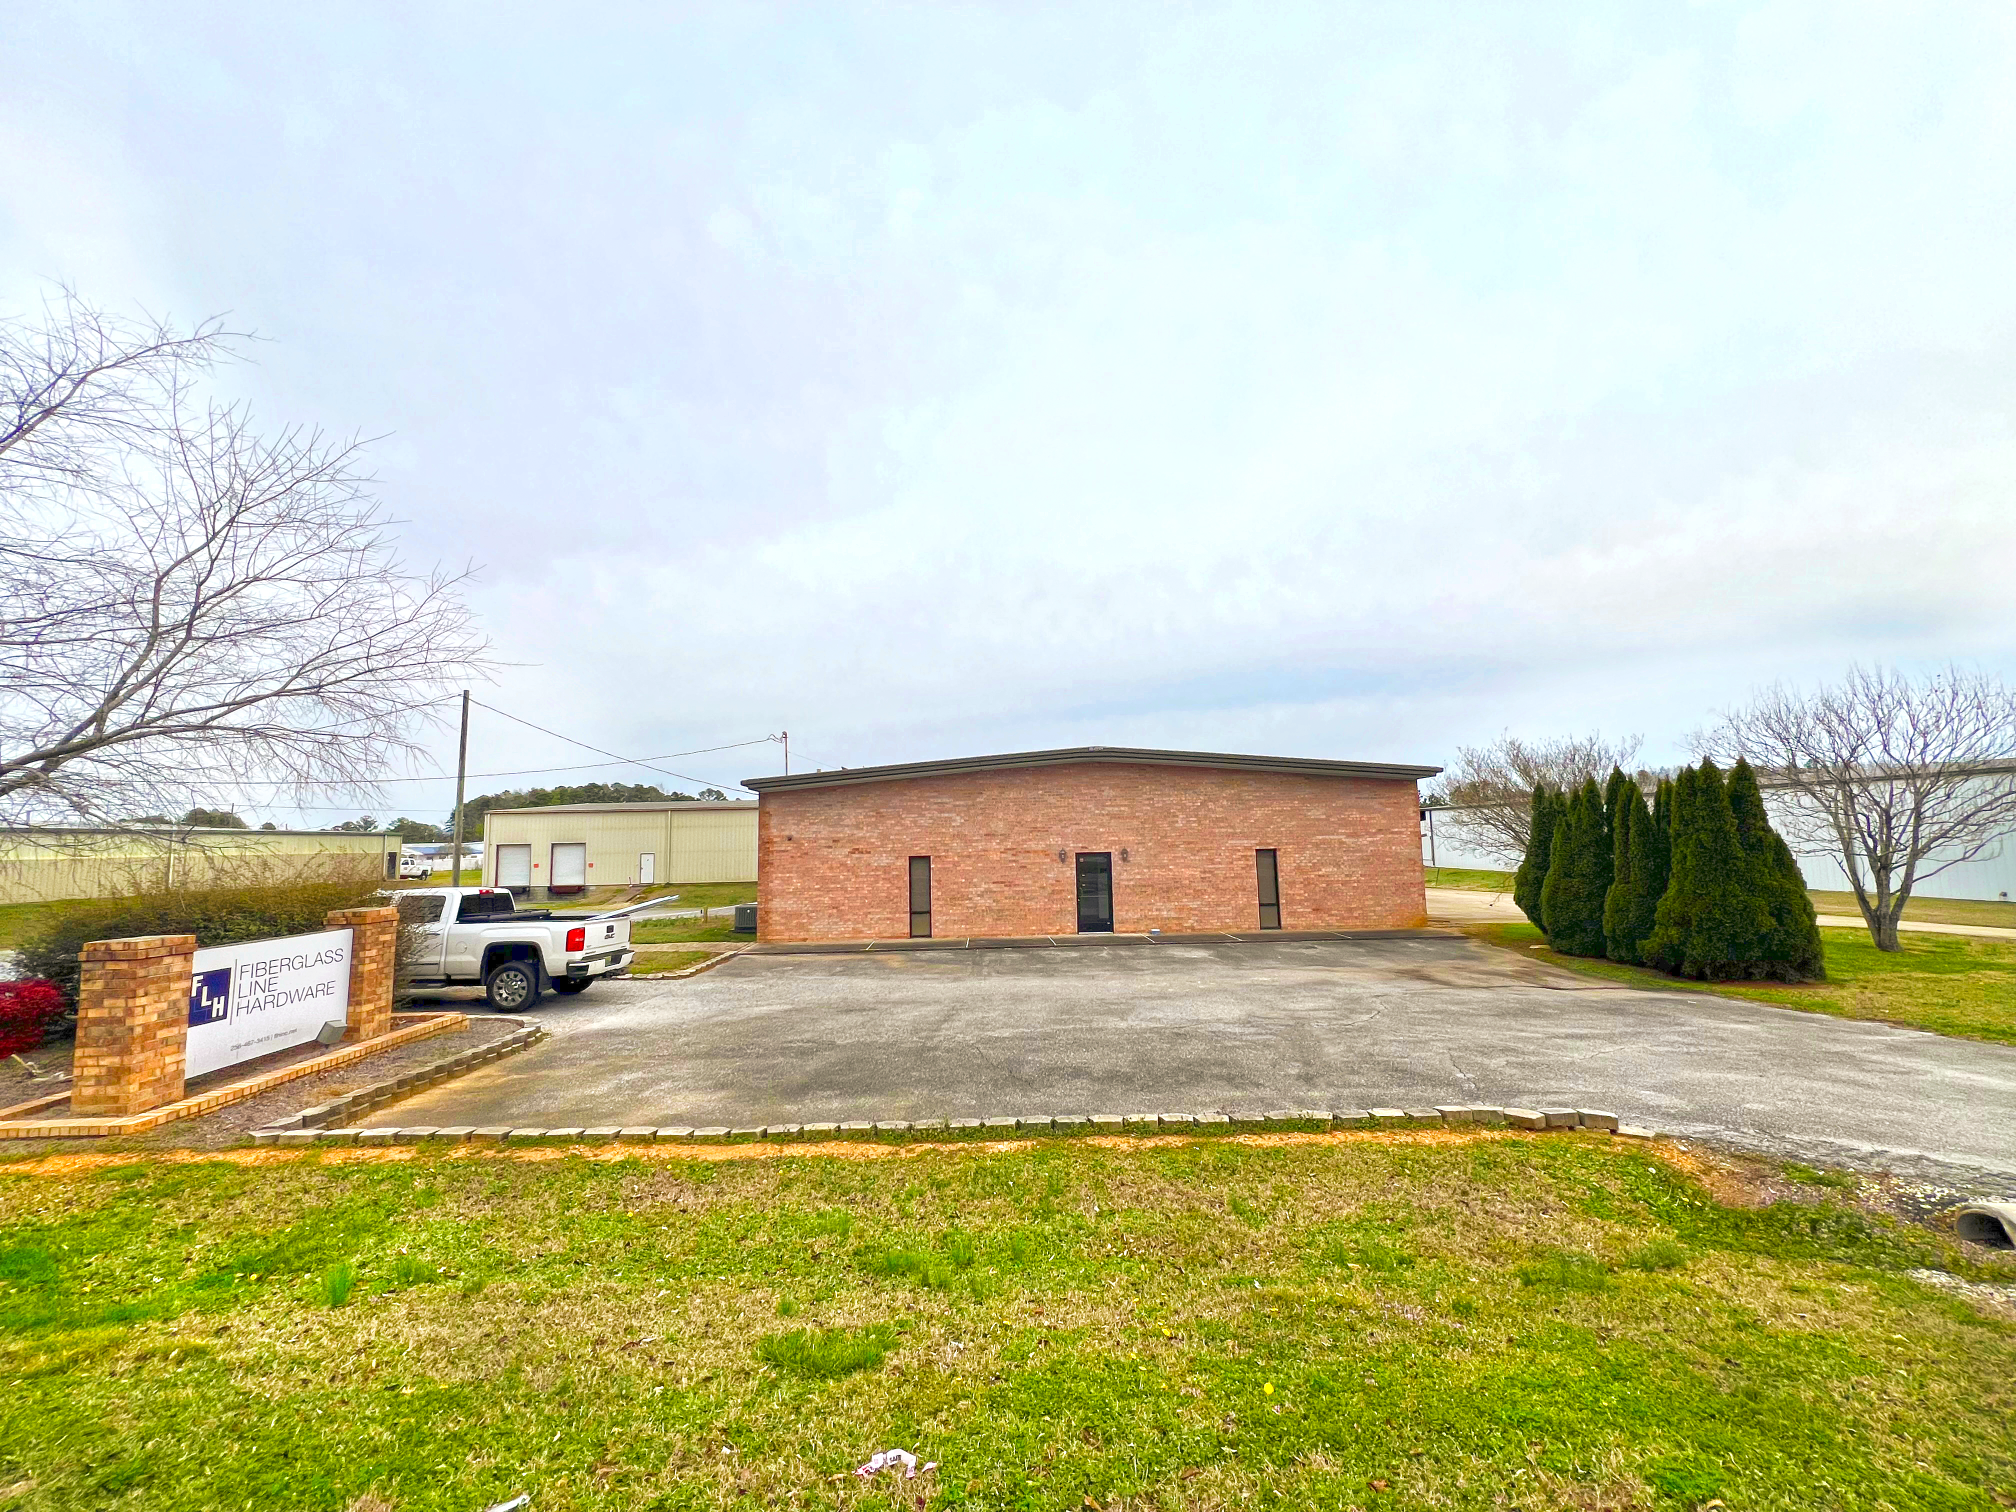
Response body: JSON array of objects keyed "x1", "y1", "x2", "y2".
[{"x1": 581, "y1": 916, "x2": 630, "y2": 952}]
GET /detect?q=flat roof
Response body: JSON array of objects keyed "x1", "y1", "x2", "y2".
[
  {"x1": 484, "y1": 800, "x2": 755, "y2": 816},
  {"x1": 742, "y1": 745, "x2": 1441, "y2": 794}
]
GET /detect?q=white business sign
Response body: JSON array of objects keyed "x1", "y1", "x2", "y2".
[{"x1": 186, "y1": 927, "x2": 353, "y2": 1078}]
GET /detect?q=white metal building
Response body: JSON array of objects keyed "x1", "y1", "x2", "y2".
[{"x1": 482, "y1": 801, "x2": 756, "y2": 897}]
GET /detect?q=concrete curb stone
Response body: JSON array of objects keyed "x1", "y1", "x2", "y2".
[{"x1": 269, "y1": 1098, "x2": 1665, "y2": 1149}]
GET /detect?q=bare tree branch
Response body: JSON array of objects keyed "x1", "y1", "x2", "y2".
[
  {"x1": 1697, "y1": 664, "x2": 2016, "y2": 951},
  {"x1": 0, "y1": 291, "x2": 490, "y2": 825},
  {"x1": 1433, "y1": 731, "x2": 1646, "y2": 864}
]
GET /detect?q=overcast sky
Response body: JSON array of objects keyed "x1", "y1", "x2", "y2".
[{"x1": 6, "y1": 2, "x2": 2015, "y2": 824}]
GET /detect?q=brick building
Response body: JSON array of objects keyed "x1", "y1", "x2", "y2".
[{"x1": 743, "y1": 746, "x2": 1439, "y2": 943}]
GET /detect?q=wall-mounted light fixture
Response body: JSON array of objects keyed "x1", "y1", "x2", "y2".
[
  {"x1": 1056, "y1": 848, "x2": 1067, "y2": 863},
  {"x1": 1120, "y1": 848, "x2": 1130, "y2": 862}
]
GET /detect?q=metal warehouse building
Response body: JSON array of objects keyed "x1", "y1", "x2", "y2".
[
  {"x1": 482, "y1": 800, "x2": 756, "y2": 898},
  {"x1": 0, "y1": 825, "x2": 400, "y2": 905},
  {"x1": 743, "y1": 746, "x2": 1439, "y2": 944}
]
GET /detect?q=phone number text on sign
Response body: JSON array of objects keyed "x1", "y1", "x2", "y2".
[{"x1": 185, "y1": 927, "x2": 353, "y2": 1078}]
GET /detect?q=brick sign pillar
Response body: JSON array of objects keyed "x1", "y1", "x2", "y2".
[
  {"x1": 326, "y1": 905, "x2": 399, "y2": 1042},
  {"x1": 72, "y1": 935, "x2": 197, "y2": 1117}
]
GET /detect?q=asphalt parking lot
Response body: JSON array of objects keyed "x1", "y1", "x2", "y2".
[{"x1": 391, "y1": 934, "x2": 2016, "y2": 1184}]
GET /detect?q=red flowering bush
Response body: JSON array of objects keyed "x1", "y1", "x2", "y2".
[{"x1": 0, "y1": 979, "x2": 65, "y2": 1057}]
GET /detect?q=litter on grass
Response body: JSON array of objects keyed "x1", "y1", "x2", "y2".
[
  {"x1": 482, "y1": 1496, "x2": 530, "y2": 1512},
  {"x1": 855, "y1": 1449, "x2": 937, "y2": 1479}
]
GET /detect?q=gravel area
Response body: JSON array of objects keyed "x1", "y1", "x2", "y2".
[
  {"x1": 0, "y1": 1035, "x2": 76, "y2": 1108},
  {"x1": 0, "y1": 1015, "x2": 524, "y2": 1154}
]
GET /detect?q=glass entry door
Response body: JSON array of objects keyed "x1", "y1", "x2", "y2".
[{"x1": 1075, "y1": 852, "x2": 1114, "y2": 932}]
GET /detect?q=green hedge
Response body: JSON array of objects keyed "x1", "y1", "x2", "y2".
[{"x1": 17, "y1": 879, "x2": 384, "y2": 1009}]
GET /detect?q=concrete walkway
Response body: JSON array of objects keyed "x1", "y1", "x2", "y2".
[
  {"x1": 1426, "y1": 886, "x2": 2016, "y2": 940},
  {"x1": 393, "y1": 934, "x2": 2016, "y2": 1187}
]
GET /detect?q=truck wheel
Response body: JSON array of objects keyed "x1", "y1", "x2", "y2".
[
  {"x1": 484, "y1": 960, "x2": 540, "y2": 1011},
  {"x1": 549, "y1": 978, "x2": 591, "y2": 995}
]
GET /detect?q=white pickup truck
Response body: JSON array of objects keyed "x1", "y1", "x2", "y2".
[{"x1": 393, "y1": 887, "x2": 645, "y2": 1010}]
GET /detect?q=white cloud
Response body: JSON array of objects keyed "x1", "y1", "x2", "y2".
[{"x1": 3, "y1": 0, "x2": 2014, "y2": 817}]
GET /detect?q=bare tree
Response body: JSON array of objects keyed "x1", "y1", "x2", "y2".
[
  {"x1": 1699, "y1": 665, "x2": 2016, "y2": 951},
  {"x1": 0, "y1": 292, "x2": 488, "y2": 827},
  {"x1": 1434, "y1": 731, "x2": 1645, "y2": 864}
]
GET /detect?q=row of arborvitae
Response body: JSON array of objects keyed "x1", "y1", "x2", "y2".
[{"x1": 1511, "y1": 757, "x2": 1824, "y2": 981}]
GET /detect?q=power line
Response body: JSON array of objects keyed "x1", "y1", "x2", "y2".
[
  {"x1": 468, "y1": 701, "x2": 769, "y2": 793},
  {"x1": 225, "y1": 737, "x2": 779, "y2": 789}
]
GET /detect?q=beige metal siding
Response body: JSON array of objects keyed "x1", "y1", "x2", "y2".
[
  {"x1": 666, "y1": 808, "x2": 758, "y2": 883},
  {"x1": 483, "y1": 805, "x2": 756, "y2": 889},
  {"x1": 0, "y1": 830, "x2": 398, "y2": 905}
]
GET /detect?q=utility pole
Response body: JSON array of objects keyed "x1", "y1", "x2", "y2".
[
  {"x1": 775, "y1": 729, "x2": 789, "y2": 775},
  {"x1": 450, "y1": 690, "x2": 470, "y2": 886}
]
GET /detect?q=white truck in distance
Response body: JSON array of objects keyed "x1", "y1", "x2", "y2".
[{"x1": 394, "y1": 887, "x2": 644, "y2": 1009}]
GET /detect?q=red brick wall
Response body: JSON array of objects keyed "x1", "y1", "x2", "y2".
[
  {"x1": 73, "y1": 934, "x2": 195, "y2": 1117},
  {"x1": 756, "y1": 763, "x2": 1426, "y2": 942}
]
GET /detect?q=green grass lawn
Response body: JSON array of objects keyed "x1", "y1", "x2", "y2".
[
  {"x1": 624, "y1": 949, "x2": 716, "y2": 976},
  {"x1": 0, "y1": 1137, "x2": 2010, "y2": 1511},
  {"x1": 632, "y1": 918, "x2": 746, "y2": 945},
  {"x1": 1806, "y1": 891, "x2": 2016, "y2": 931},
  {"x1": 1466, "y1": 920, "x2": 2016, "y2": 1046},
  {"x1": 643, "y1": 882, "x2": 757, "y2": 911},
  {"x1": 1423, "y1": 867, "x2": 1515, "y2": 892},
  {"x1": 0, "y1": 900, "x2": 86, "y2": 951},
  {"x1": 1423, "y1": 872, "x2": 2016, "y2": 932}
]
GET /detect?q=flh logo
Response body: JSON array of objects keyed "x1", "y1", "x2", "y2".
[{"x1": 189, "y1": 966, "x2": 232, "y2": 1027}]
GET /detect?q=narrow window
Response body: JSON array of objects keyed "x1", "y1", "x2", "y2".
[
  {"x1": 908, "y1": 856, "x2": 932, "y2": 938},
  {"x1": 1256, "y1": 848, "x2": 1281, "y2": 930}
]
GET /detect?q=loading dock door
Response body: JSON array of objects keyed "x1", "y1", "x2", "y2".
[
  {"x1": 1075, "y1": 852, "x2": 1114, "y2": 933},
  {"x1": 496, "y1": 844, "x2": 531, "y2": 888},
  {"x1": 550, "y1": 842, "x2": 587, "y2": 892}
]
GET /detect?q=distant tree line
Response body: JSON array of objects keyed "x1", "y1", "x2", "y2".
[
  {"x1": 99, "y1": 786, "x2": 739, "y2": 845},
  {"x1": 1513, "y1": 759, "x2": 1824, "y2": 982},
  {"x1": 448, "y1": 781, "x2": 731, "y2": 838}
]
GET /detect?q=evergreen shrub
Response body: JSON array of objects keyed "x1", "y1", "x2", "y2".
[{"x1": 1540, "y1": 779, "x2": 1612, "y2": 957}]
